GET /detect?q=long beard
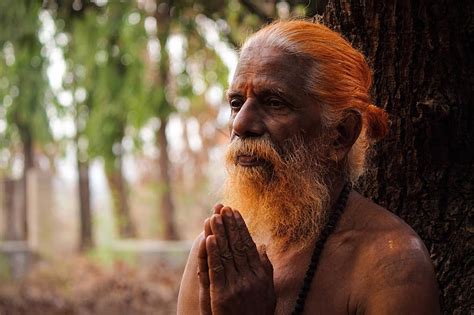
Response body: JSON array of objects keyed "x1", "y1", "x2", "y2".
[{"x1": 222, "y1": 136, "x2": 332, "y2": 250}]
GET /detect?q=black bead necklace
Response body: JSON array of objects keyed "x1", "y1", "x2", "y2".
[{"x1": 291, "y1": 183, "x2": 352, "y2": 315}]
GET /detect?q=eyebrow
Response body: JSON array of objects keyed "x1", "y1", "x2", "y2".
[
  {"x1": 258, "y1": 87, "x2": 287, "y2": 98},
  {"x1": 226, "y1": 85, "x2": 290, "y2": 100},
  {"x1": 225, "y1": 89, "x2": 240, "y2": 100}
]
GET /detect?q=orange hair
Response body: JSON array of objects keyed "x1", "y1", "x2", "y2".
[{"x1": 241, "y1": 20, "x2": 389, "y2": 181}]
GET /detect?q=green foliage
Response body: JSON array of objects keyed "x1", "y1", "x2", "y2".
[
  {"x1": 0, "y1": 0, "x2": 51, "y2": 171},
  {"x1": 45, "y1": 0, "x2": 238, "y2": 173},
  {"x1": 5, "y1": 38, "x2": 50, "y2": 142},
  {"x1": 0, "y1": 0, "x2": 42, "y2": 44},
  {"x1": 54, "y1": 2, "x2": 148, "y2": 171}
]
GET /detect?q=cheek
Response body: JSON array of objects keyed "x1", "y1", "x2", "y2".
[
  {"x1": 299, "y1": 107, "x2": 324, "y2": 140},
  {"x1": 265, "y1": 115, "x2": 303, "y2": 145},
  {"x1": 228, "y1": 117, "x2": 233, "y2": 135}
]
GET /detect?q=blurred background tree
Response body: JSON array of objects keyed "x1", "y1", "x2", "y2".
[
  {"x1": 51, "y1": 1, "x2": 101, "y2": 251},
  {"x1": 83, "y1": 3, "x2": 146, "y2": 239},
  {"x1": 0, "y1": 0, "x2": 52, "y2": 240}
]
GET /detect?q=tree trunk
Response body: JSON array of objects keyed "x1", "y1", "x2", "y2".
[
  {"x1": 20, "y1": 133, "x2": 34, "y2": 240},
  {"x1": 106, "y1": 156, "x2": 136, "y2": 239},
  {"x1": 157, "y1": 118, "x2": 178, "y2": 240},
  {"x1": 3, "y1": 179, "x2": 23, "y2": 241},
  {"x1": 153, "y1": 2, "x2": 178, "y2": 240},
  {"x1": 77, "y1": 160, "x2": 93, "y2": 251},
  {"x1": 322, "y1": 1, "x2": 473, "y2": 313}
]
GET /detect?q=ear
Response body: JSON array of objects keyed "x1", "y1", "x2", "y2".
[{"x1": 331, "y1": 110, "x2": 362, "y2": 162}]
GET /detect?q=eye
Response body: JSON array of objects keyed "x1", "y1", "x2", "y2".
[
  {"x1": 266, "y1": 98, "x2": 285, "y2": 109},
  {"x1": 229, "y1": 98, "x2": 244, "y2": 110}
]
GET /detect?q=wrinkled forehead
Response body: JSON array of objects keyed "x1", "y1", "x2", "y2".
[{"x1": 231, "y1": 43, "x2": 313, "y2": 91}]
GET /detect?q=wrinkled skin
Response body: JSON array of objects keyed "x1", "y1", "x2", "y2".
[
  {"x1": 198, "y1": 205, "x2": 276, "y2": 315},
  {"x1": 177, "y1": 44, "x2": 440, "y2": 314}
]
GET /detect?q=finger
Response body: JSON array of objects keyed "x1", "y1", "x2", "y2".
[
  {"x1": 204, "y1": 218, "x2": 212, "y2": 237},
  {"x1": 258, "y1": 244, "x2": 274, "y2": 278},
  {"x1": 234, "y1": 210, "x2": 261, "y2": 272},
  {"x1": 210, "y1": 213, "x2": 237, "y2": 279},
  {"x1": 213, "y1": 203, "x2": 224, "y2": 215},
  {"x1": 198, "y1": 236, "x2": 210, "y2": 287},
  {"x1": 206, "y1": 235, "x2": 226, "y2": 287},
  {"x1": 221, "y1": 207, "x2": 250, "y2": 272},
  {"x1": 198, "y1": 236, "x2": 212, "y2": 315},
  {"x1": 199, "y1": 289, "x2": 212, "y2": 315}
]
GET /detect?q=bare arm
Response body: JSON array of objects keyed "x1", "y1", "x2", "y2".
[
  {"x1": 178, "y1": 204, "x2": 223, "y2": 315},
  {"x1": 177, "y1": 233, "x2": 203, "y2": 315},
  {"x1": 362, "y1": 234, "x2": 440, "y2": 314}
]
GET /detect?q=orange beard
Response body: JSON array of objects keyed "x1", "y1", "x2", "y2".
[{"x1": 222, "y1": 136, "x2": 332, "y2": 250}]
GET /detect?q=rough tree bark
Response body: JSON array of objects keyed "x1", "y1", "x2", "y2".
[{"x1": 322, "y1": 0, "x2": 473, "y2": 313}]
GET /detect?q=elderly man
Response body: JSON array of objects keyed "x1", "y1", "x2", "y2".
[{"x1": 177, "y1": 20, "x2": 439, "y2": 315}]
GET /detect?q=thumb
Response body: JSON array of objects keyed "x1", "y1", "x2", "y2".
[{"x1": 258, "y1": 244, "x2": 273, "y2": 277}]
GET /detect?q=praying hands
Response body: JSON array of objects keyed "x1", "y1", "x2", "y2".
[{"x1": 197, "y1": 204, "x2": 276, "y2": 315}]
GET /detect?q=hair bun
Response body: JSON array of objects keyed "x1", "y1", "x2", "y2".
[{"x1": 366, "y1": 104, "x2": 389, "y2": 141}]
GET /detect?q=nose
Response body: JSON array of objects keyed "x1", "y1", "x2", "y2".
[{"x1": 231, "y1": 99, "x2": 265, "y2": 139}]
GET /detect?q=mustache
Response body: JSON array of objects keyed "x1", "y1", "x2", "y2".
[{"x1": 225, "y1": 136, "x2": 285, "y2": 167}]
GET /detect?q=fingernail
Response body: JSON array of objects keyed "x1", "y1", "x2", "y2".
[
  {"x1": 216, "y1": 215, "x2": 222, "y2": 224},
  {"x1": 234, "y1": 210, "x2": 241, "y2": 219},
  {"x1": 225, "y1": 209, "x2": 232, "y2": 217}
]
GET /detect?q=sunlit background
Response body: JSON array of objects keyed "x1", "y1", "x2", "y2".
[{"x1": 0, "y1": 0, "x2": 322, "y2": 313}]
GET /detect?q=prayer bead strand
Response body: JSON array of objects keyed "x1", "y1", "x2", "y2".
[{"x1": 292, "y1": 183, "x2": 352, "y2": 315}]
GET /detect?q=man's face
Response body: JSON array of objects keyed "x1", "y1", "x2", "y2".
[
  {"x1": 223, "y1": 44, "x2": 333, "y2": 247},
  {"x1": 226, "y1": 44, "x2": 323, "y2": 156}
]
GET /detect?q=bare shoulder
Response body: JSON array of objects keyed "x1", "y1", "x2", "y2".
[
  {"x1": 347, "y1": 192, "x2": 440, "y2": 314},
  {"x1": 177, "y1": 232, "x2": 204, "y2": 315},
  {"x1": 349, "y1": 193, "x2": 433, "y2": 270}
]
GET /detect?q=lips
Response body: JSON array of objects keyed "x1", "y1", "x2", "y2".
[{"x1": 236, "y1": 154, "x2": 264, "y2": 167}]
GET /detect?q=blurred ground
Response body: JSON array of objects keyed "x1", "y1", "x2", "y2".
[{"x1": 0, "y1": 256, "x2": 184, "y2": 315}]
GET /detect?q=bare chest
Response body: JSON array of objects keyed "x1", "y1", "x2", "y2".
[{"x1": 271, "y1": 240, "x2": 358, "y2": 315}]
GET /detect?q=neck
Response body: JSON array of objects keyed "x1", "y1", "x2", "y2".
[{"x1": 327, "y1": 175, "x2": 347, "y2": 212}]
